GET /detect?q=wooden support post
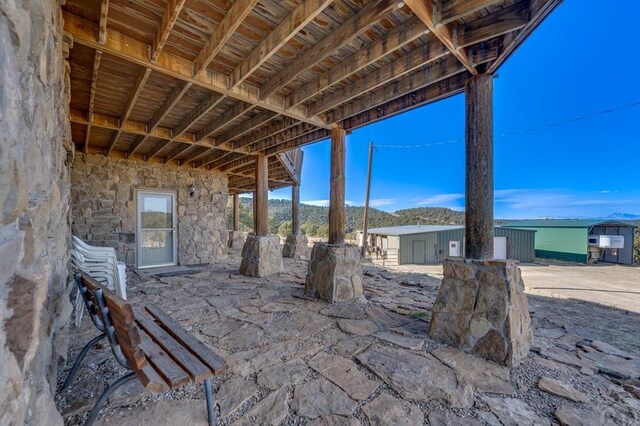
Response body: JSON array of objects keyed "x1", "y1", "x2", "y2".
[
  {"x1": 465, "y1": 74, "x2": 494, "y2": 259},
  {"x1": 233, "y1": 193, "x2": 240, "y2": 231},
  {"x1": 361, "y1": 141, "x2": 373, "y2": 256},
  {"x1": 254, "y1": 154, "x2": 269, "y2": 236},
  {"x1": 292, "y1": 184, "x2": 300, "y2": 235},
  {"x1": 329, "y1": 127, "x2": 346, "y2": 245}
]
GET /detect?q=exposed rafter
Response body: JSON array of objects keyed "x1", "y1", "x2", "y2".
[
  {"x1": 434, "y1": 0, "x2": 504, "y2": 25},
  {"x1": 84, "y1": 50, "x2": 102, "y2": 154},
  {"x1": 286, "y1": 16, "x2": 427, "y2": 108},
  {"x1": 193, "y1": 0, "x2": 260, "y2": 76},
  {"x1": 229, "y1": 0, "x2": 333, "y2": 89},
  {"x1": 152, "y1": 0, "x2": 186, "y2": 62},
  {"x1": 171, "y1": 93, "x2": 225, "y2": 141},
  {"x1": 262, "y1": 129, "x2": 330, "y2": 156},
  {"x1": 456, "y1": 2, "x2": 529, "y2": 48},
  {"x1": 233, "y1": 116, "x2": 300, "y2": 150},
  {"x1": 216, "y1": 110, "x2": 278, "y2": 147},
  {"x1": 196, "y1": 102, "x2": 255, "y2": 142},
  {"x1": 259, "y1": 0, "x2": 398, "y2": 99},
  {"x1": 62, "y1": 11, "x2": 329, "y2": 129},
  {"x1": 98, "y1": 0, "x2": 109, "y2": 44},
  {"x1": 405, "y1": 0, "x2": 478, "y2": 74}
]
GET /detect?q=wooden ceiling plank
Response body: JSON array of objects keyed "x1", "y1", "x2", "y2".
[
  {"x1": 165, "y1": 144, "x2": 196, "y2": 163},
  {"x1": 405, "y1": 0, "x2": 477, "y2": 75},
  {"x1": 148, "y1": 81, "x2": 192, "y2": 133},
  {"x1": 230, "y1": 0, "x2": 333, "y2": 89},
  {"x1": 216, "y1": 110, "x2": 278, "y2": 146},
  {"x1": 259, "y1": 0, "x2": 398, "y2": 99},
  {"x1": 171, "y1": 93, "x2": 225, "y2": 139},
  {"x1": 435, "y1": 0, "x2": 504, "y2": 25},
  {"x1": 262, "y1": 129, "x2": 331, "y2": 156},
  {"x1": 456, "y1": 1, "x2": 530, "y2": 48},
  {"x1": 152, "y1": 0, "x2": 187, "y2": 62},
  {"x1": 146, "y1": 140, "x2": 172, "y2": 161},
  {"x1": 193, "y1": 0, "x2": 260, "y2": 76},
  {"x1": 122, "y1": 67, "x2": 152, "y2": 122},
  {"x1": 248, "y1": 123, "x2": 317, "y2": 152},
  {"x1": 233, "y1": 116, "x2": 300, "y2": 149},
  {"x1": 98, "y1": 0, "x2": 109, "y2": 44},
  {"x1": 63, "y1": 11, "x2": 329, "y2": 129},
  {"x1": 106, "y1": 130, "x2": 122, "y2": 155},
  {"x1": 287, "y1": 16, "x2": 427, "y2": 109},
  {"x1": 84, "y1": 50, "x2": 102, "y2": 154},
  {"x1": 128, "y1": 135, "x2": 148, "y2": 157},
  {"x1": 180, "y1": 147, "x2": 214, "y2": 165},
  {"x1": 204, "y1": 152, "x2": 246, "y2": 170},
  {"x1": 307, "y1": 36, "x2": 448, "y2": 116},
  {"x1": 338, "y1": 73, "x2": 466, "y2": 131},
  {"x1": 324, "y1": 55, "x2": 466, "y2": 124},
  {"x1": 196, "y1": 102, "x2": 256, "y2": 141},
  {"x1": 488, "y1": 0, "x2": 562, "y2": 73}
]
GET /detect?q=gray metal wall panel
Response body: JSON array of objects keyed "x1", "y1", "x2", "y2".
[
  {"x1": 591, "y1": 225, "x2": 634, "y2": 265},
  {"x1": 495, "y1": 228, "x2": 536, "y2": 263}
]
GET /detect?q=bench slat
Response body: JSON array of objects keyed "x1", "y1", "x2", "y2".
[
  {"x1": 82, "y1": 275, "x2": 135, "y2": 323},
  {"x1": 134, "y1": 307, "x2": 212, "y2": 382},
  {"x1": 136, "y1": 363, "x2": 169, "y2": 393},
  {"x1": 111, "y1": 311, "x2": 142, "y2": 347},
  {"x1": 144, "y1": 304, "x2": 226, "y2": 374},
  {"x1": 138, "y1": 327, "x2": 191, "y2": 389}
]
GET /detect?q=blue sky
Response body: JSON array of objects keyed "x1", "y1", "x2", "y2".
[{"x1": 269, "y1": 0, "x2": 640, "y2": 219}]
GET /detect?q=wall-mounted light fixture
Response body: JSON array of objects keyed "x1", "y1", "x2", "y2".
[{"x1": 189, "y1": 184, "x2": 196, "y2": 198}]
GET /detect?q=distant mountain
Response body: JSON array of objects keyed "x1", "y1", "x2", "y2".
[
  {"x1": 606, "y1": 212, "x2": 640, "y2": 220},
  {"x1": 230, "y1": 198, "x2": 465, "y2": 236}
]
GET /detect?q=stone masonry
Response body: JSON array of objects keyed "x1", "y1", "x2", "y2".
[
  {"x1": 240, "y1": 236, "x2": 284, "y2": 277},
  {"x1": 429, "y1": 259, "x2": 533, "y2": 366},
  {"x1": 70, "y1": 155, "x2": 229, "y2": 266},
  {"x1": 0, "y1": 1, "x2": 74, "y2": 424},
  {"x1": 306, "y1": 243, "x2": 363, "y2": 303},
  {"x1": 282, "y1": 233, "x2": 309, "y2": 259}
]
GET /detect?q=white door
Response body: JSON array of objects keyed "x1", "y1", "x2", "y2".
[
  {"x1": 494, "y1": 236, "x2": 507, "y2": 259},
  {"x1": 137, "y1": 191, "x2": 177, "y2": 268},
  {"x1": 449, "y1": 240, "x2": 461, "y2": 257}
]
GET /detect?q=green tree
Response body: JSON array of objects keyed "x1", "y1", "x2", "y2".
[
  {"x1": 278, "y1": 221, "x2": 292, "y2": 237},
  {"x1": 634, "y1": 227, "x2": 640, "y2": 264}
]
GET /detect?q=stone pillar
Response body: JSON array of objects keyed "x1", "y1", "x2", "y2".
[
  {"x1": 306, "y1": 128, "x2": 363, "y2": 303},
  {"x1": 283, "y1": 184, "x2": 308, "y2": 258},
  {"x1": 465, "y1": 74, "x2": 494, "y2": 259},
  {"x1": 429, "y1": 259, "x2": 532, "y2": 366},
  {"x1": 240, "y1": 154, "x2": 283, "y2": 276}
]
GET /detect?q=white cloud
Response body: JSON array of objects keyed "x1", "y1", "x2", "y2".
[
  {"x1": 370, "y1": 198, "x2": 396, "y2": 207},
  {"x1": 414, "y1": 193, "x2": 465, "y2": 206}
]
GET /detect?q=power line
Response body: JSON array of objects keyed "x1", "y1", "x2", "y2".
[{"x1": 373, "y1": 100, "x2": 640, "y2": 149}]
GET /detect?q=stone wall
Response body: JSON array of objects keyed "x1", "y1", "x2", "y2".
[
  {"x1": 70, "y1": 155, "x2": 229, "y2": 266},
  {"x1": 0, "y1": 1, "x2": 74, "y2": 424}
]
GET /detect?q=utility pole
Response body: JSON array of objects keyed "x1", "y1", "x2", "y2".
[{"x1": 361, "y1": 142, "x2": 374, "y2": 257}]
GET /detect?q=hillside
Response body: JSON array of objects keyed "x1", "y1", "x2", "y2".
[{"x1": 227, "y1": 197, "x2": 464, "y2": 237}]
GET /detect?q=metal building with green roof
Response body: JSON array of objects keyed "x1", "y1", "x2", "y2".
[{"x1": 501, "y1": 220, "x2": 636, "y2": 265}]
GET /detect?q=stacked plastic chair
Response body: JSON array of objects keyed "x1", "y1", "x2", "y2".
[{"x1": 71, "y1": 236, "x2": 127, "y2": 326}]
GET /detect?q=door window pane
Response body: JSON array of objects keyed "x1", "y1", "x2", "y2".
[{"x1": 141, "y1": 195, "x2": 173, "y2": 228}]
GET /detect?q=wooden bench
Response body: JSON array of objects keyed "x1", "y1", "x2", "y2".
[{"x1": 65, "y1": 272, "x2": 225, "y2": 425}]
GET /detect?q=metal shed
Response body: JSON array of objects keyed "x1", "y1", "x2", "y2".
[
  {"x1": 364, "y1": 225, "x2": 536, "y2": 266},
  {"x1": 501, "y1": 220, "x2": 636, "y2": 265}
]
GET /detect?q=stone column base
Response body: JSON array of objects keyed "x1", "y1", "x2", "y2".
[
  {"x1": 282, "y1": 234, "x2": 308, "y2": 259},
  {"x1": 228, "y1": 230, "x2": 247, "y2": 249},
  {"x1": 305, "y1": 243, "x2": 363, "y2": 303},
  {"x1": 239, "y1": 236, "x2": 283, "y2": 277},
  {"x1": 429, "y1": 259, "x2": 532, "y2": 367}
]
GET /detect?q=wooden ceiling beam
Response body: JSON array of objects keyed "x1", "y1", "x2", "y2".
[
  {"x1": 216, "y1": 110, "x2": 279, "y2": 147},
  {"x1": 456, "y1": 1, "x2": 530, "y2": 48},
  {"x1": 84, "y1": 50, "x2": 102, "y2": 154},
  {"x1": 148, "y1": 81, "x2": 192, "y2": 134},
  {"x1": 233, "y1": 116, "x2": 300, "y2": 150},
  {"x1": 152, "y1": 0, "x2": 186, "y2": 62},
  {"x1": 405, "y1": 0, "x2": 477, "y2": 75},
  {"x1": 98, "y1": 0, "x2": 109, "y2": 44},
  {"x1": 165, "y1": 144, "x2": 196, "y2": 164},
  {"x1": 106, "y1": 67, "x2": 151, "y2": 155},
  {"x1": 249, "y1": 124, "x2": 318, "y2": 153},
  {"x1": 488, "y1": 0, "x2": 562, "y2": 73},
  {"x1": 193, "y1": 0, "x2": 260, "y2": 76},
  {"x1": 308, "y1": 35, "x2": 448, "y2": 116},
  {"x1": 63, "y1": 11, "x2": 329, "y2": 129},
  {"x1": 259, "y1": 0, "x2": 398, "y2": 99},
  {"x1": 127, "y1": 135, "x2": 147, "y2": 157},
  {"x1": 204, "y1": 152, "x2": 247, "y2": 170},
  {"x1": 230, "y1": 0, "x2": 333, "y2": 89},
  {"x1": 287, "y1": 16, "x2": 427, "y2": 109},
  {"x1": 219, "y1": 156, "x2": 255, "y2": 172},
  {"x1": 171, "y1": 93, "x2": 225, "y2": 140},
  {"x1": 180, "y1": 146, "x2": 218, "y2": 165},
  {"x1": 144, "y1": 140, "x2": 172, "y2": 161},
  {"x1": 324, "y1": 55, "x2": 465, "y2": 124},
  {"x1": 339, "y1": 73, "x2": 467, "y2": 131},
  {"x1": 196, "y1": 102, "x2": 255, "y2": 141},
  {"x1": 262, "y1": 129, "x2": 331, "y2": 156},
  {"x1": 434, "y1": 0, "x2": 504, "y2": 25}
]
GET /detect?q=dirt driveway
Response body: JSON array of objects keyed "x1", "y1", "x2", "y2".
[{"x1": 386, "y1": 260, "x2": 640, "y2": 313}]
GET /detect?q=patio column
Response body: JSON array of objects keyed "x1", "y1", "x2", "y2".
[
  {"x1": 328, "y1": 127, "x2": 346, "y2": 245},
  {"x1": 292, "y1": 184, "x2": 300, "y2": 235},
  {"x1": 429, "y1": 74, "x2": 532, "y2": 367},
  {"x1": 240, "y1": 153, "x2": 283, "y2": 276},
  {"x1": 465, "y1": 73, "x2": 494, "y2": 259},
  {"x1": 305, "y1": 126, "x2": 363, "y2": 303},
  {"x1": 283, "y1": 183, "x2": 308, "y2": 258},
  {"x1": 232, "y1": 193, "x2": 239, "y2": 232},
  {"x1": 254, "y1": 153, "x2": 269, "y2": 237}
]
